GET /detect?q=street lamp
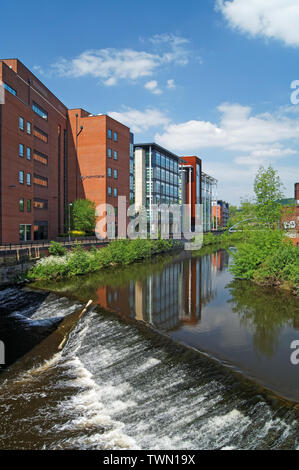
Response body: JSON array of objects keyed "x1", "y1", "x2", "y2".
[{"x1": 68, "y1": 203, "x2": 73, "y2": 242}]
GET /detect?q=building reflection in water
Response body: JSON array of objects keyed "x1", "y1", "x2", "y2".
[{"x1": 96, "y1": 250, "x2": 228, "y2": 331}]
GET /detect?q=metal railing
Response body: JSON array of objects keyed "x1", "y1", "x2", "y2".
[{"x1": 0, "y1": 236, "x2": 107, "y2": 252}]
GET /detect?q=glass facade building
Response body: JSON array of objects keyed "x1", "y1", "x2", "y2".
[
  {"x1": 201, "y1": 172, "x2": 217, "y2": 232},
  {"x1": 133, "y1": 143, "x2": 181, "y2": 217}
]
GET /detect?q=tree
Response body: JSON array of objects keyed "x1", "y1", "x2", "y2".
[
  {"x1": 72, "y1": 199, "x2": 96, "y2": 233},
  {"x1": 227, "y1": 199, "x2": 256, "y2": 229},
  {"x1": 253, "y1": 166, "x2": 284, "y2": 228}
]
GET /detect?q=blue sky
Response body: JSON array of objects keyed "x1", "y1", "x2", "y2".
[{"x1": 1, "y1": 0, "x2": 299, "y2": 204}]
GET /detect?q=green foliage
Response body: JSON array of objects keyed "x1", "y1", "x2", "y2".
[
  {"x1": 28, "y1": 238, "x2": 177, "y2": 281},
  {"x1": 253, "y1": 165, "x2": 284, "y2": 228},
  {"x1": 72, "y1": 199, "x2": 96, "y2": 233},
  {"x1": 230, "y1": 229, "x2": 298, "y2": 291},
  {"x1": 48, "y1": 241, "x2": 67, "y2": 257},
  {"x1": 254, "y1": 244, "x2": 299, "y2": 286}
]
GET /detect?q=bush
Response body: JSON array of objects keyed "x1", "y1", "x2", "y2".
[
  {"x1": 48, "y1": 241, "x2": 67, "y2": 256},
  {"x1": 69, "y1": 230, "x2": 86, "y2": 237},
  {"x1": 28, "y1": 237, "x2": 177, "y2": 281},
  {"x1": 230, "y1": 229, "x2": 294, "y2": 282}
]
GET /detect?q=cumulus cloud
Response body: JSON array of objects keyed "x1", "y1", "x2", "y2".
[
  {"x1": 51, "y1": 34, "x2": 189, "y2": 86},
  {"x1": 155, "y1": 103, "x2": 299, "y2": 158},
  {"x1": 167, "y1": 79, "x2": 176, "y2": 89},
  {"x1": 216, "y1": 0, "x2": 299, "y2": 47},
  {"x1": 108, "y1": 107, "x2": 171, "y2": 134},
  {"x1": 144, "y1": 80, "x2": 162, "y2": 95}
]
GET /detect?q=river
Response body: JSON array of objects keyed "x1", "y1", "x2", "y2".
[{"x1": 0, "y1": 248, "x2": 298, "y2": 450}]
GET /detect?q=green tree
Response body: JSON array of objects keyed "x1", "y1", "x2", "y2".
[
  {"x1": 227, "y1": 198, "x2": 256, "y2": 229},
  {"x1": 72, "y1": 199, "x2": 96, "y2": 233},
  {"x1": 253, "y1": 165, "x2": 284, "y2": 228}
]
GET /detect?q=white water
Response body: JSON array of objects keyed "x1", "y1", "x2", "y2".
[{"x1": 0, "y1": 288, "x2": 298, "y2": 450}]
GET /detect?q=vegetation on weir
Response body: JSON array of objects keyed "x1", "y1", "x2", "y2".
[{"x1": 28, "y1": 238, "x2": 179, "y2": 281}]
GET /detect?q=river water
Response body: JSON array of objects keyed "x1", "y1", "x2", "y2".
[{"x1": 0, "y1": 248, "x2": 298, "y2": 450}]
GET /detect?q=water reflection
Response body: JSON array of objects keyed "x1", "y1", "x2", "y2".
[
  {"x1": 96, "y1": 250, "x2": 229, "y2": 331},
  {"x1": 35, "y1": 248, "x2": 299, "y2": 401}
]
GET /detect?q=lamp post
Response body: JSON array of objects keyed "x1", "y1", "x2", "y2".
[{"x1": 68, "y1": 203, "x2": 73, "y2": 242}]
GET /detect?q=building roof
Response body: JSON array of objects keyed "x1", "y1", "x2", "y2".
[{"x1": 134, "y1": 142, "x2": 181, "y2": 160}]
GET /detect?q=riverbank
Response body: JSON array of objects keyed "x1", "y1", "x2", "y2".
[
  {"x1": 228, "y1": 230, "x2": 299, "y2": 295},
  {"x1": 27, "y1": 238, "x2": 181, "y2": 281}
]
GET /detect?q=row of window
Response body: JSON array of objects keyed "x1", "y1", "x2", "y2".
[
  {"x1": 146, "y1": 167, "x2": 180, "y2": 185},
  {"x1": 107, "y1": 168, "x2": 118, "y2": 179},
  {"x1": 18, "y1": 145, "x2": 48, "y2": 165},
  {"x1": 18, "y1": 171, "x2": 48, "y2": 187},
  {"x1": 20, "y1": 198, "x2": 48, "y2": 211},
  {"x1": 19, "y1": 117, "x2": 32, "y2": 134},
  {"x1": 147, "y1": 152, "x2": 179, "y2": 174},
  {"x1": 146, "y1": 181, "x2": 179, "y2": 197},
  {"x1": 108, "y1": 129, "x2": 118, "y2": 142},
  {"x1": 107, "y1": 148, "x2": 118, "y2": 160},
  {"x1": 19, "y1": 198, "x2": 31, "y2": 212},
  {"x1": 107, "y1": 187, "x2": 118, "y2": 197},
  {"x1": 32, "y1": 102, "x2": 48, "y2": 120},
  {"x1": 4, "y1": 82, "x2": 17, "y2": 96}
]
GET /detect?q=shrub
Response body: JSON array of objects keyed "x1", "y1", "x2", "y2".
[
  {"x1": 230, "y1": 230, "x2": 291, "y2": 280},
  {"x1": 28, "y1": 238, "x2": 177, "y2": 281},
  {"x1": 48, "y1": 241, "x2": 67, "y2": 256},
  {"x1": 69, "y1": 230, "x2": 86, "y2": 237}
]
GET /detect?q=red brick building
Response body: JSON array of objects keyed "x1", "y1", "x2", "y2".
[
  {"x1": 67, "y1": 109, "x2": 130, "y2": 238},
  {"x1": 0, "y1": 59, "x2": 131, "y2": 243},
  {"x1": 0, "y1": 59, "x2": 68, "y2": 242},
  {"x1": 180, "y1": 156, "x2": 202, "y2": 229}
]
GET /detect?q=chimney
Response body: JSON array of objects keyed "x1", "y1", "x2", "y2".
[{"x1": 295, "y1": 183, "x2": 299, "y2": 206}]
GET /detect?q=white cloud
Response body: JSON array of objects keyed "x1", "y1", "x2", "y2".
[
  {"x1": 216, "y1": 0, "x2": 299, "y2": 47},
  {"x1": 167, "y1": 79, "x2": 176, "y2": 89},
  {"x1": 144, "y1": 80, "x2": 162, "y2": 95},
  {"x1": 108, "y1": 107, "x2": 170, "y2": 134},
  {"x1": 155, "y1": 103, "x2": 299, "y2": 157},
  {"x1": 51, "y1": 34, "x2": 189, "y2": 86}
]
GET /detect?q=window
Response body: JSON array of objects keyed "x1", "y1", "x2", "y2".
[
  {"x1": 19, "y1": 144, "x2": 24, "y2": 157},
  {"x1": 108, "y1": 129, "x2": 112, "y2": 139},
  {"x1": 113, "y1": 132, "x2": 118, "y2": 142},
  {"x1": 34, "y1": 174, "x2": 48, "y2": 187},
  {"x1": 19, "y1": 224, "x2": 31, "y2": 242},
  {"x1": 108, "y1": 186, "x2": 112, "y2": 196},
  {"x1": 19, "y1": 117, "x2": 24, "y2": 131},
  {"x1": 107, "y1": 148, "x2": 112, "y2": 158},
  {"x1": 19, "y1": 198, "x2": 24, "y2": 212},
  {"x1": 107, "y1": 167, "x2": 112, "y2": 177},
  {"x1": 4, "y1": 82, "x2": 17, "y2": 96},
  {"x1": 113, "y1": 188, "x2": 118, "y2": 197},
  {"x1": 19, "y1": 171, "x2": 24, "y2": 184},
  {"x1": 34, "y1": 127, "x2": 48, "y2": 143},
  {"x1": 27, "y1": 122, "x2": 31, "y2": 135},
  {"x1": 33, "y1": 198, "x2": 48, "y2": 210},
  {"x1": 113, "y1": 169, "x2": 118, "y2": 179},
  {"x1": 27, "y1": 147, "x2": 31, "y2": 160},
  {"x1": 27, "y1": 200, "x2": 31, "y2": 212},
  {"x1": 32, "y1": 102, "x2": 48, "y2": 120},
  {"x1": 113, "y1": 150, "x2": 118, "y2": 160},
  {"x1": 33, "y1": 150, "x2": 48, "y2": 165},
  {"x1": 26, "y1": 173, "x2": 31, "y2": 186}
]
